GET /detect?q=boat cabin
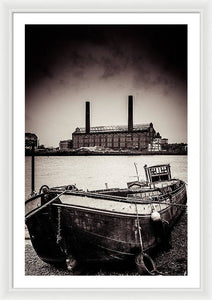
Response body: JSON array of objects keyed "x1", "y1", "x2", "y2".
[{"x1": 144, "y1": 164, "x2": 171, "y2": 183}]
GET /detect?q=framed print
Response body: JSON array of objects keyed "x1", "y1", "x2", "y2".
[
  {"x1": 1, "y1": 0, "x2": 211, "y2": 297},
  {"x1": 13, "y1": 11, "x2": 200, "y2": 289}
]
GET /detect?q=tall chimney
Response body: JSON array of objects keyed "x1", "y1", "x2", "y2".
[
  {"x1": 128, "y1": 95, "x2": 133, "y2": 132},
  {"x1": 86, "y1": 101, "x2": 90, "y2": 134}
]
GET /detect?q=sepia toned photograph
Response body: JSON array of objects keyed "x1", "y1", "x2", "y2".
[{"x1": 25, "y1": 23, "x2": 188, "y2": 277}]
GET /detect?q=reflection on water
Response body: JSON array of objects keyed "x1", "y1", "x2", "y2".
[{"x1": 25, "y1": 155, "x2": 187, "y2": 199}]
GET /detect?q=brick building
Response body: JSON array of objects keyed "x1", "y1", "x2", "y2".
[{"x1": 72, "y1": 96, "x2": 158, "y2": 151}]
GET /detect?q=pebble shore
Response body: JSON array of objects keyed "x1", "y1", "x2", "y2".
[{"x1": 25, "y1": 212, "x2": 187, "y2": 276}]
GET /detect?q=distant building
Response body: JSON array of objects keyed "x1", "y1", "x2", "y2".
[
  {"x1": 73, "y1": 124, "x2": 156, "y2": 150},
  {"x1": 72, "y1": 96, "x2": 158, "y2": 151},
  {"x1": 25, "y1": 133, "x2": 38, "y2": 149},
  {"x1": 161, "y1": 138, "x2": 168, "y2": 145},
  {"x1": 160, "y1": 138, "x2": 169, "y2": 151},
  {"x1": 167, "y1": 143, "x2": 187, "y2": 153},
  {"x1": 59, "y1": 139, "x2": 73, "y2": 150},
  {"x1": 37, "y1": 144, "x2": 45, "y2": 150},
  {"x1": 148, "y1": 133, "x2": 162, "y2": 152}
]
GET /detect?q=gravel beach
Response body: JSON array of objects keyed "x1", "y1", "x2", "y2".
[{"x1": 25, "y1": 211, "x2": 187, "y2": 276}]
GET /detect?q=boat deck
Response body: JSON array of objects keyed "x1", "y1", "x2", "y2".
[
  {"x1": 58, "y1": 194, "x2": 169, "y2": 215},
  {"x1": 55, "y1": 179, "x2": 181, "y2": 215}
]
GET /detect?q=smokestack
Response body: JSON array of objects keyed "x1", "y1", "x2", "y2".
[
  {"x1": 86, "y1": 101, "x2": 90, "y2": 134},
  {"x1": 128, "y1": 95, "x2": 133, "y2": 132}
]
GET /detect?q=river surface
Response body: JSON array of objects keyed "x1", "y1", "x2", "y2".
[{"x1": 25, "y1": 155, "x2": 187, "y2": 199}]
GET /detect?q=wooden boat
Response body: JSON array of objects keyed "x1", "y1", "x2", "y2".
[{"x1": 25, "y1": 164, "x2": 187, "y2": 274}]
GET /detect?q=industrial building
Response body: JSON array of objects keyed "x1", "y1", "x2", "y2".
[
  {"x1": 59, "y1": 139, "x2": 73, "y2": 150},
  {"x1": 72, "y1": 96, "x2": 159, "y2": 151},
  {"x1": 25, "y1": 133, "x2": 38, "y2": 149}
]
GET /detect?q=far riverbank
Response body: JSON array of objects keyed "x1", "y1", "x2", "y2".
[{"x1": 25, "y1": 149, "x2": 187, "y2": 156}]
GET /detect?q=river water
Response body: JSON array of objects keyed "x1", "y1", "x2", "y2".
[{"x1": 25, "y1": 155, "x2": 187, "y2": 199}]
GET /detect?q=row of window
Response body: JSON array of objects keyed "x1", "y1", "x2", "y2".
[
  {"x1": 74, "y1": 135, "x2": 148, "y2": 143},
  {"x1": 72, "y1": 132, "x2": 154, "y2": 149},
  {"x1": 73, "y1": 141, "x2": 150, "y2": 149}
]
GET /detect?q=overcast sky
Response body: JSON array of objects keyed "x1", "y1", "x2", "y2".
[{"x1": 25, "y1": 25, "x2": 187, "y2": 147}]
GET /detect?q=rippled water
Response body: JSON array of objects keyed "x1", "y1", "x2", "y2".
[{"x1": 25, "y1": 155, "x2": 187, "y2": 199}]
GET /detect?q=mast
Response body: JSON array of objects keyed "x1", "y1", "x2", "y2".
[{"x1": 134, "y1": 162, "x2": 140, "y2": 182}]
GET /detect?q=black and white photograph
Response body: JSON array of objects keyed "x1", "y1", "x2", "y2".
[{"x1": 24, "y1": 23, "x2": 188, "y2": 278}]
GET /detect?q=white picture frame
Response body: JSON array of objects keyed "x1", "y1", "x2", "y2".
[{"x1": 0, "y1": 0, "x2": 211, "y2": 298}]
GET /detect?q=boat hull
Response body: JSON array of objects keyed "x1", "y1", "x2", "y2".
[
  {"x1": 26, "y1": 206, "x2": 67, "y2": 264},
  {"x1": 25, "y1": 183, "x2": 187, "y2": 265}
]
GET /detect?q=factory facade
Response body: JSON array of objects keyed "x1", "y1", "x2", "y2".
[{"x1": 72, "y1": 96, "x2": 159, "y2": 151}]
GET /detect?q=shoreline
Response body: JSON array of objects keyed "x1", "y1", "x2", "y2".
[{"x1": 25, "y1": 151, "x2": 187, "y2": 156}]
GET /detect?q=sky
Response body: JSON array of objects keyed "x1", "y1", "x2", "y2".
[{"x1": 25, "y1": 25, "x2": 187, "y2": 147}]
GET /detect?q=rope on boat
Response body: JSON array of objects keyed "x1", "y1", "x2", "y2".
[
  {"x1": 134, "y1": 202, "x2": 144, "y2": 253},
  {"x1": 56, "y1": 207, "x2": 62, "y2": 244},
  {"x1": 134, "y1": 201, "x2": 165, "y2": 276},
  {"x1": 25, "y1": 190, "x2": 66, "y2": 221},
  {"x1": 70, "y1": 186, "x2": 187, "y2": 209}
]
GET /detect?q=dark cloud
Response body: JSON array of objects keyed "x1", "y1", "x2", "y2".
[
  {"x1": 25, "y1": 25, "x2": 187, "y2": 90},
  {"x1": 25, "y1": 25, "x2": 187, "y2": 146},
  {"x1": 101, "y1": 56, "x2": 126, "y2": 79}
]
